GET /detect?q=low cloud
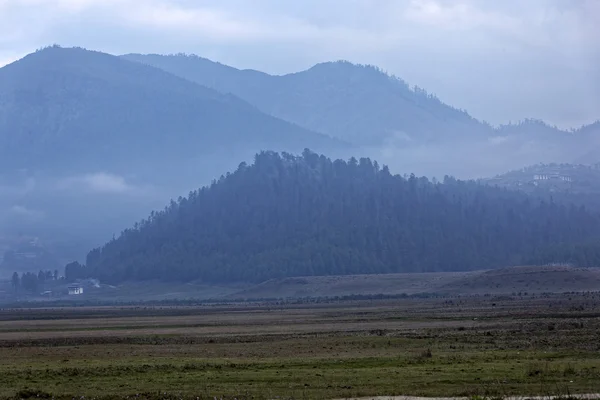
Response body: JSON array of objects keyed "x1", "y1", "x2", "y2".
[
  {"x1": 57, "y1": 172, "x2": 145, "y2": 195},
  {"x1": 488, "y1": 136, "x2": 510, "y2": 145},
  {"x1": 0, "y1": 177, "x2": 36, "y2": 196},
  {"x1": 9, "y1": 205, "x2": 44, "y2": 220}
]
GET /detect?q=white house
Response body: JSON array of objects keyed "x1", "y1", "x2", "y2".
[{"x1": 68, "y1": 285, "x2": 83, "y2": 295}]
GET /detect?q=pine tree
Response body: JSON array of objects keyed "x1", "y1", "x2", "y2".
[{"x1": 11, "y1": 272, "x2": 20, "y2": 291}]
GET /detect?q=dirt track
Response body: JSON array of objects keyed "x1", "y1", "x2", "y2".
[{"x1": 336, "y1": 395, "x2": 600, "y2": 400}]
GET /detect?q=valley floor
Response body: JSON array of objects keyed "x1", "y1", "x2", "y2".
[{"x1": 1, "y1": 293, "x2": 600, "y2": 399}]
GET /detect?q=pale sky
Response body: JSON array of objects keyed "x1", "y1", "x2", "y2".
[{"x1": 0, "y1": 0, "x2": 598, "y2": 129}]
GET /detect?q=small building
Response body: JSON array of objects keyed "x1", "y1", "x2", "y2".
[
  {"x1": 534, "y1": 173, "x2": 572, "y2": 183},
  {"x1": 68, "y1": 285, "x2": 83, "y2": 295}
]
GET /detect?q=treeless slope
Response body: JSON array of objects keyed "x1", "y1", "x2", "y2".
[
  {"x1": 229, "y1": 272, "x2": 475, "y2": 299},
  {"x1": 436, "y1": 265, "x2": 600, "y2": 295},
  {"x1": 231, "y1": 266, "x2": 600, "y2": 299}
]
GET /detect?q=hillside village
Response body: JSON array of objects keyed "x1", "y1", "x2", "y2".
[{"x1": 484, "y1": 163, "x2": 600, "y2": 193}]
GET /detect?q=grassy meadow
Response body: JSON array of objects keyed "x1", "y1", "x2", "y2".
[{"x1": 1, "y1": 293, "x2": 600, "y2": 399}]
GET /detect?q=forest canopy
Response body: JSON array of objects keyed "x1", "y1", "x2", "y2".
[{"x1": 78, "y1": 150, "x2": 600, "y2": 284}]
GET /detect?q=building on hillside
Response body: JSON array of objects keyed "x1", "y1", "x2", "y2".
[
  {"x1": 67, "y1": 285, "x2": 83, "y2": 295},
  {"x1": 533, "y1": 173, "x2": 572, "y2": 184}
]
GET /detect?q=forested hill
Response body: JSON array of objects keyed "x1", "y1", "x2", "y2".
[
  {"x1": 83, "y1": 150, "x2": 600, "y2": 284},
  {"x1": 0, "y1": 46, "x2": 339, "y2": 172}
]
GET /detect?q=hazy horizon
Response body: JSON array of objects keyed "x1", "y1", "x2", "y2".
[{"x1": 1, "y1": 0, "x2": 598, "y2": 130}]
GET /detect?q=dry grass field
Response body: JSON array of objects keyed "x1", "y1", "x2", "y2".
[
  {"x1": 229, "y1": 266, "x2": 600, "y2": 300},
  {"x1": 2, "y1": 293, "x2": 600, "y2": 399},
  {"x1": 4, "y1": 266, "x2": 600, "y2": 305}
]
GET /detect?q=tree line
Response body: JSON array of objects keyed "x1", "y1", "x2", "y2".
[
  {"x1": 11, "y1": 270, "x2": 59, "y2": 293},
  {"x1": 70, "y1": 150, "x2": 600, "y2": 284}
]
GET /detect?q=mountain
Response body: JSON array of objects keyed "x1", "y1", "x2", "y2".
[
  {"x1": 0, "y1": 46, "x2": 341, "y2": 173},
  {"x1": 81, "y1": 150, "x2": 600, "y2": 284},
  {"x1": 0, "y1": 46, "x2": 348, "y2": 262},
  {"x1": 122, "y1": 53, "x2": 600, "y2": 178},
  {"x1": 496, "y1": 119, "x2": 570, "y2": 139},
  {"x1": 121, "y1": 53, "x2": 493, "y2": 146},
  {"x1": 2, "y1": 46, "x2": 597, "y2": 275}
]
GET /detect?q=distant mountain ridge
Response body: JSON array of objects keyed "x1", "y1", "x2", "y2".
[
  {"x1": 122, "y1": 53, "x2": 599, "y2": 149},
  {"x1": 496, "y1": 119, "x2": 570, "y2": 138},
  {"x1": 121, "y1": 53, "x2": 493, "y2": 146},
  {"x1": 0, "y1": 46, "x2": 341, "y2": 173}
]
